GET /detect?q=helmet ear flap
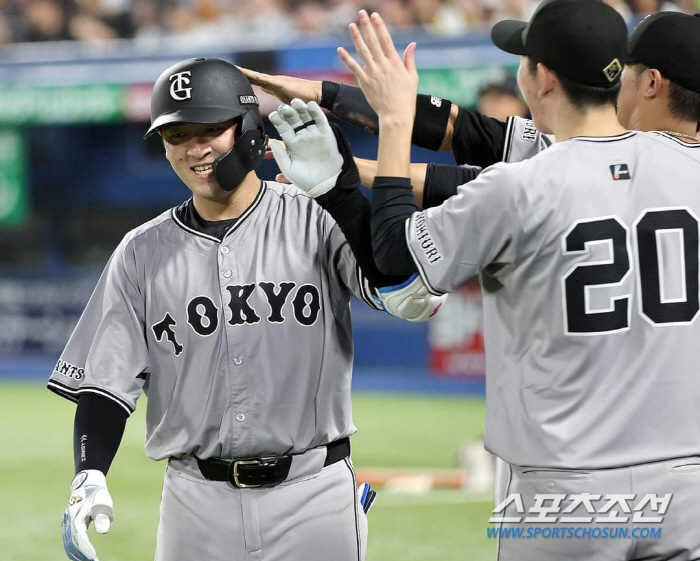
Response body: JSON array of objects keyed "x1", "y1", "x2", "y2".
[{"x1": 213, "y1": 111, "x2": 267, "y2": 191}]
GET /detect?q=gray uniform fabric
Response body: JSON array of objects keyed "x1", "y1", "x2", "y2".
[
  {"x1": 502, "y1": 116, "x2": 554, "y2": 163},
  {"x1": 157, "y1": 455, "x2": 367, "y2": 561},
  {"x1": 49, "y1": 181, "x2": 378, "y2": 461},
  {"x1": 49, "y1": 180, "x2": 379, "y2": 561},
  {"x1": 406, "y1": 132, "x2": 700, "y2": 469},
  {"x1": 497, "y1": 458, "x2": 700, "y2": 560}
]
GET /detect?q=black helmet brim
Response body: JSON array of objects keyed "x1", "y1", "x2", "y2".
[{"x1": 143, "y1": 105, "x2": 247, "y2": 139}]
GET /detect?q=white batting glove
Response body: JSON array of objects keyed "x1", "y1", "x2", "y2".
[
  {"x1": 268, "y1": 98, "x2": 343, "y2": 198},
  {"x1": 373, "y1": 274, "x2": 447, "y2": 322},
  {"x1": 62, "y1": 470, "x2": 114, "y2": 561}
]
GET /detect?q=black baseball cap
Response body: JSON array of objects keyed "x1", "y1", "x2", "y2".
[
  {"x1": 491, "y1": 0, "x2": 628, "y2": 88},
  {"x1": 628, "y1": 13, "x2": 700, "y2": 94}
]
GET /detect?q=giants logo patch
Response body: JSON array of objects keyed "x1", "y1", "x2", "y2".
[{"x1": 169, "y1": 71, "x2": 192, "y2": 101}]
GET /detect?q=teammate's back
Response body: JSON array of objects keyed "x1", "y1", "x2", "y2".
[{"x1": 482, "y1": 131, "x2": 700, "y2": 469}]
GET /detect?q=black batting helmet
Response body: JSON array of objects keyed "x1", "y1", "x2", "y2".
[{"x1": 145, "y1": 58, "x2": 267, "y2": 191}]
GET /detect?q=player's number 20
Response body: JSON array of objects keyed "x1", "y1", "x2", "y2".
[{"x1": 563, "y1": 209, "x2": 699, "y2": 334}]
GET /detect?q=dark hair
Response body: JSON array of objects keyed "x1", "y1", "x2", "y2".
[
  {"x1": 633, "y1": 63, "x2": 700, "y2": 123},
  {"x1": 527, "y1": 57, "x2": 620, "y2": 111}
]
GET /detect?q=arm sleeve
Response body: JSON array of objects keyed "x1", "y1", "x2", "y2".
[
  {"x1": 370, "y1": 177, "x2": 420, "y2": 276},
  {"x1": 325, "y1": 217, "x2": 383, "y2": 311},
  {"x1": 321, "y1": 81, "x2": 452, "y2": 151},
  {"x1": 451, "y1": 107, "x2": 508, "y2": 166},
  {"x1": 423, "y1": 163, "x2": 483, "y2": 208},
  {"x1": 47, "y1": 235, "x2": 149, "y2": 415},
  {"x1": 74, "y1": 394, "x2": 127, "y2": 475},
  {"x1": 405, "y1": 163, "x2": 523, "y2": 295},
  {"x1": 316, "y1": 187, "x2": 411, "y2": 289}
]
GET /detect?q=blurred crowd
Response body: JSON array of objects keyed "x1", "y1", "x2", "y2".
[{"x1": 0, "y1": 0, "x2": 698, "y2": 46}]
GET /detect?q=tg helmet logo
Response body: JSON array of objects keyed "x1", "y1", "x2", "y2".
[{"x1": 169, "y1": 71, "x2": 193, "y2": 101}]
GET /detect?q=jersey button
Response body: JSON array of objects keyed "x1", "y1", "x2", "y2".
[
  {"x1": 233, "y1": 357, "x2": 243, "y2": 366},
  {"x1": 236, "y1": 413, "x2": 246, "y2": 422},
  {"x1": 223, "y1": 269, "x2": 232, "y2": 278},
  {"x1": 221, "y1": 247, "x2": 229, "y2": 254}
]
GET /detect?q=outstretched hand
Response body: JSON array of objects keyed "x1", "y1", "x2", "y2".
[
  {"x1": 337, "y1": 11, "x2": 418, "y2": 124},
  {"x1": 238, "y1": 67, "x2": 322, "y2": 106},
  {"x1": 268, "y1": 99, "x2": 344, "y2": 197}
]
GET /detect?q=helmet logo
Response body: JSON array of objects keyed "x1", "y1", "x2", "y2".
[{"x1": 169, "y1": 71, "x2": 193, "y2": 101}]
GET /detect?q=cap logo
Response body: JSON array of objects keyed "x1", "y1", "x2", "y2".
[
  {"x1": 603, "y1": 58, "x2": 623, "y2": 83},
  {"x1": 238, "y1": 95, "x2": 258, "y2": 105},
  {"x1": 169, "y1": 71, "x2": 193, "y2": 101}
]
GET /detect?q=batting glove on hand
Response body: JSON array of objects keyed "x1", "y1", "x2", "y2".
[
  {"x1": 62, "y1": 470, "x2": 114, "y2": 561},
  {"x1": 269, "y1": 99, "x2": 344, "y2": 198}
]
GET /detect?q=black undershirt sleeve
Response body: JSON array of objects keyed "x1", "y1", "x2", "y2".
[
  {"x1": 316, "y1": 186, "x2": 410, "y2": 289},
  {"x1": 422, "y1": 163, "x2": 481, "y2": 208},
  {"x1": 321, "y1": 82, "x2": 452, "y2": 151},
  {"x1": 451, "y1": 107, "x2": 508, "y2": 166},
  {"x1": 371, "y1": 177, "x2": 419, "y2": 276},
  {"x1": 74, "y1": 394, "x2": 128, "y2": 475}
]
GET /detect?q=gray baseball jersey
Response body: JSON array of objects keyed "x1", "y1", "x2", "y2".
[
  {"x1": 407, "y1": 131, "x2": 700, "y2": 469},
  {"x1": 502, "y1": 116, "x2": 554, "y2": 163},
  {"x1": 48, "y1": 181, "x2": 380, "y2": 461}
]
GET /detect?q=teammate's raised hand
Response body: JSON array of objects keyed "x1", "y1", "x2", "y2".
[
  {"x1": 337, "y1": 11, "x2": 418, "y2": 124},
  {"x1": 238, "y1": 67, "x2": 322, "y2": 106}
]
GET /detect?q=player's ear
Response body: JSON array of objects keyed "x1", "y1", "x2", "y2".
[
  {"x1": 537, "y1": 64, "x2": 557, "y2": 98},
  {"x1": 643, "y1": 68, "x2": 665, "y2": 101}
]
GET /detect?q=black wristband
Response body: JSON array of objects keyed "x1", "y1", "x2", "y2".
[
  {"x1": 413, "y1": 94, "x2": 452, "y2": 151},
  {"x1": 320, "y1": 81, "x2": 341, "y2": 110}
]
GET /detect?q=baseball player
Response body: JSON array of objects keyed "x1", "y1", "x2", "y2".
[
  {"x1": 50, "y1": 58, "x2": 438, "y2": 561},
  {"x1": 282, "y1": 3, "x2": 700, "y2": 559},
  {"x1": 242, "y1": 12, "x2": 700, "y2": 206}
]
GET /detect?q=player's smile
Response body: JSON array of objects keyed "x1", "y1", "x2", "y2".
[{"x1": 191, "y1": 162, "x2": 215, "y2": 179}]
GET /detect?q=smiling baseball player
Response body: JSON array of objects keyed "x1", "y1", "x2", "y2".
[{"x1": 50, "y1": 57, "x2": 438, "y2": 561}]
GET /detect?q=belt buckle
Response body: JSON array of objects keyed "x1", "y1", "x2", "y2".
[{"x1": 231, "y1": 459, "x2": 263, "y2": 488}]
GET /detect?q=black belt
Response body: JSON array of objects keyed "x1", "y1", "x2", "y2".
[{"x1": 195, "y1": 437, "x2": 350, "y2": 488}]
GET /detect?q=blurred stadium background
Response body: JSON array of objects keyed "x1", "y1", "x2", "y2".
[{"x1": 1, "y1": 1, "x2": 698, "y2": 560}]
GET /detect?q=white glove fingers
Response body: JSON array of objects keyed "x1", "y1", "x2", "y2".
[
  {"x1": 290, "y1": 98, "x2": 317, "y2": 132},
  {"x1": 307, "y1": 101, "x2": 332, "y2": 135},
  {"x1": 93, "y1": 513, "x2": 111, "y2": 534},
  {"x1": 270, "y1": 139, "x2": 292, "y2": 173},
  {"x1": 268, "y1": 110, "x2": 296, "y2": 144},
  {"x1": 279, "y1": 104, "x2": 304, "y2": 129}
]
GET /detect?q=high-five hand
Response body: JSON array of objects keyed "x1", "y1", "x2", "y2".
[{"x1": 337, "y1": 11, "x2": 418, "y2": 124}]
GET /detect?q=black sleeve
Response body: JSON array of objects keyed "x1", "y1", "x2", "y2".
[
  {"x1": 315, "y1": 123, "x2": 410, "y2": 289},
  {"x1": 422, "y1": 163, "x2": 481, "y2": 208},
  {"x1": 321, "y1": 81, "x2": 452, "y2": 151},
  {"x1": 371, "y1": 177, "x2": 419, "y2": 276},
  {"x1": 451, "y1": 107, "x2": 508, "y2": 166},
  {"x1": 74, "y1": 394, "x2": 128, "y2": 475}
]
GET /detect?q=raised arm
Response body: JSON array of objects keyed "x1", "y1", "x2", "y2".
[{"x1": 240, "y1": 67, "x2": 454, "y2": 152}]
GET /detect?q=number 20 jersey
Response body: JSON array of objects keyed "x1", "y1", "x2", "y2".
[{"x1": 407, "y1": 131, "x2": 700, "y2": 469}]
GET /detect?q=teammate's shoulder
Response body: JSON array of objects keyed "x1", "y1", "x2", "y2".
[{"x1": 642, "y1": 131, "x2": 700, "y2": 159}]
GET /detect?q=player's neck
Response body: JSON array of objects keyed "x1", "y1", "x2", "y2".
[
  {"x1": 193, "y1": 172, "x2": 261, "y2": 221},
  {"x1": 635, "y1": 114, "x2": 699, "y2": 142},
  {"x1": 552, "y1": 104, "x2": 627, "y2": 143}
]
